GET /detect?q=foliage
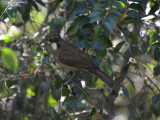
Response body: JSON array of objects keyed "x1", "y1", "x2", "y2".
[{"x1": 0, "y1": 0, "x2": 160, "y2": 120}]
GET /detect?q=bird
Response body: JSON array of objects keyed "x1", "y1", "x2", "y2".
[{"x1": 47, "y1": 32, "x2": 113, "y2": 88}]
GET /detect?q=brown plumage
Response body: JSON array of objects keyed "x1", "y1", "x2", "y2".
[{"x1": 48, "y1": 32, "x2": 113, "y2": 88}]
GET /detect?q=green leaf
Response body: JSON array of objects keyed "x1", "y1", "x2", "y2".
[
  {"x1": 89, "y1": 17, "x2": 102, "y2": 23},
  {"x1": 130, "y1": 0, "x2": 145, "y2": 4},
  {"x1": 48, "y1": 7, "x2": 57, "y2": 16},
  {"x1": 42, "y1": 56, "x2": 48, "y2": 65},
  {"x1": 154, "y1": 47, "x2": 160, "y2": 61},
  {"x1": 93, "y1": 3, "x2": 106, "y2": 10},
  {"x1": 76, "y1": 16, "x2": 89, "y2": 27},
  {"x1": 1, "y1": 48, "x2": 19, "y2": 73},
  {"x1": 149, "y1": 33, "x2": 160, "y2": 45},
  {"x1": 9, "y1": 26, "x2": 22, "y2": 37},
  {"x1": 148, "y1": 2, "x2": 159, "y2": 15},
  {"x1": 154, "y1": 66, "x2": 160, "y2": 76},
  {"x1": 67, "y1": 24, "x2": 79, "y2": 35},
  {"x1": 63, "y1": 96, "x2": 77, "y2": 106},
  {"x1": 30, "y1": 0, "x2": 39, "y2": 11},
  {"x1": 6, "y1": 80, "x2": 13, "y2": 88},
  {"x1": 36, "y1": 0, "x2": 45, "y2": 6},
  {"x1": 124, "y1": 76, "x2": 135, "y2": 90},
  {"x1": 7, "y1": 8, "x2": 17, "y2": 23},
  {"x1": 122, "y1": 17, "x2": 140, "y2": 24},
  {"x1": 103, "y1": 61, "x2": 113, "y2": 78},
  {"x1": 103, "y1": 22, "x2": 113, "y2": 34},
  {"x1": 122, "y1": 86, "x2": 129, "y2": 98},
  {"x1": 107, "y1": 17, "x2": 116, "y2": 30},
  {"x1": 88, "y1": 107, "x2": 97, "y2": 117},
  {"x1": 152, "y1": 103, "x2": 160, "y2": 116},
  {"x1": 139, "y1": 62, "x2": 153, "y2": 74},
  {"x1": 113, "y1": 1, "x2": 123, "y2": 11},
  {"x1": 129, "y1": 3, "x2": 143, "y2": 11},
  {"x1": 73, "y1": 2, "x2": 89, "y2": 15},
  {"x1": 49, "y1": 106, "x2": 57, "y2": 119},
  {"x1": 63, "y1": 94, "x2": 84, "y2": 107},
  {"x1": 114, "y1": 41, "x2": 125, "y2": 53},
  {"x1": 89, "y1": 11, "x2": 102, "y2": 18},
  {"x1": 3, "y1": 34, "x2": 13, "y2": 43},
  {"x1": 103, "y1": 36, "x2": 112, "y2": 48},
  {"x1": 108, "y1": 50, "x2": 117, "y2": 62},
  {"x1": 117, "y1": 1, "x2": 126, "y2": 8},
  {"x1": 55, "y1": 79, "x2": 64, "y2": 88},
  {"x1": 130, "y1": 32, "x2": 136, "y2": 43},
  {"x1": 76, "y1": 41, "x2": 87, "y2": 48},
  {"x1": 62, "y1": 87, "x2": 70, "y2": 96},
  {"x1": 109, "y1": 8, "x2": 121, "y2": 16},
  {"x1": 18, "y1": 38, "x2": 33, "y2": 43},
  {"x1": 50, "y1": 83, "x2": 61, "y2": 101},
  {"x1": 66, "y1": 0, "x2": 75, "y2": 11},
  {"x1": 120, "y1": 0, "x2": 128, "y2": 5},
  {"x1": 91, "y1": 40, "x2": 106, "y2": 51},
  {"x1": 152, "y1": 94, "x2": 160, "y2": 104},
  {"x1": 94, "y1": 25, "x2": 102, "y2": 39},
  {"x1": 127, "y1": 10, "x2": 141, "y2": 18},
  {"x1": 121, "y1": 28, "x2": 136, "y2": 43},
  {"x1": 54, "y1": 0, "x2": 63, "y2": 4}
]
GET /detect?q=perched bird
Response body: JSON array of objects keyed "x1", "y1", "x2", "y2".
[{"x1": 47, "y1": 32, "x2": 113, "y2": 88}]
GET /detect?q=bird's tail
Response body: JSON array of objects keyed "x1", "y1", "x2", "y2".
[{"x1": 89, "y1": 69, "x2": 113, "y2": 88}]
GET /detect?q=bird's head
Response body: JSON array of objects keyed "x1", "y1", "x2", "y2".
[{"x1": 47, "y1": 32, "x2": 61, "y2": 43}]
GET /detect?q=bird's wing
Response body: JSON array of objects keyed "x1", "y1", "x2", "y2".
[{"x1": 58, "y1": 48, "x2": 94, "y2": 69}]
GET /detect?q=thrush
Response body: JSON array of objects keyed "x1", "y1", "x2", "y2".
[{"x1": 47, "y1": 32, "x2": 113, "y2": 88}]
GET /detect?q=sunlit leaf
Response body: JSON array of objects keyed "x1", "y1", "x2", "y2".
[
  {"x1": 113, "y1": 1, "x2": 123, "y2": 11},
  {"x1": 9, "y1": 26, "x2": 22, "y2": 37},
  {"x1": 48, "y1": 95, "x2": 57, "y2": 108},
  {"x1": 1, "y1": 48, "x2": 18, "y2": 73},
  {"x1": 3, "y1": 34, "x2": 13, "y2": 43},
  {"x1": 27, "y1": 88, "x2": 35, "y2": 96},
  {"x1": 7, "y1": 8, "x2": 17, "y2": 23}
]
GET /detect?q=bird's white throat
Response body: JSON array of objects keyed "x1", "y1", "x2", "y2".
[{"x1": 51, "y1": 42, "x2": 57, "y2": 51}]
